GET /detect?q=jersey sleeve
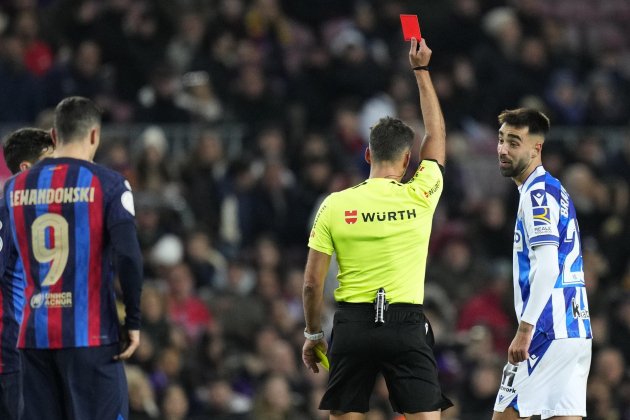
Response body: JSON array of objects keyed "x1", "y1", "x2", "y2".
[
  {"x1": 523, "y1": 188, "x2": 560, "y2": 247},
  {"x1": 106, "y1": 176, "x2": 136, "y2": 229},
  {"x1": 0, "y1": 200, "x2": 10, "y2": 277},
  {"x1": 308, "y1": 195, "x2": 334, "y2": 255},
  {"x1": 406, "y1": 159, "x2": 443, "y2": 209}
]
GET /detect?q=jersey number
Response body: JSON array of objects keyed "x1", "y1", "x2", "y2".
[
  {"x1": 565, "y1": 218, "x2": 576, "y2": 242},
  {"x1": 31, "y1": 214, "x2": 69, "y2": 286}
]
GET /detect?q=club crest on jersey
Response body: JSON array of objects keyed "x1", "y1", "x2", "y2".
[{"x1": 345, "y1": 210, "x2": 358, "y2": 224}]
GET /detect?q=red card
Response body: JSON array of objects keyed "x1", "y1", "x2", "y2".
[{"x1": 400, "y1": 14, "x2": 421, "y2": 42}]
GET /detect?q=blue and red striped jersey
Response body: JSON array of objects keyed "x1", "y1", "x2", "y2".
[
  {"x1": 4, "y1": 157, "x2": 137, "y2": 349},
  {"x1": 0, "y1": 198, "x2": 24, "y2": 371}
]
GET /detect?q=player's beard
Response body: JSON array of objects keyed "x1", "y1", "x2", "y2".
[{"x1": 499, "y1": 157, "x2": 527, "y2": 178}]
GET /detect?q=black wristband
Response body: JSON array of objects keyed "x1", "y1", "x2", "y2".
[{"x1": 413, "y1": 65, "x2": 429, "y2": 71}]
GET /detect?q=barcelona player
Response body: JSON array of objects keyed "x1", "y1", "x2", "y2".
[
  {"x1": 0, "y1": 128, "x2": 54, "y2": 420},
  {"x1": 4, "y1": 97, "x2": 143, "y2": 420}
]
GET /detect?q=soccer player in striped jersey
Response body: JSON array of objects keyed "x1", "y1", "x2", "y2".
[
  {"x1": 0, "y1": 128, "x2": 54, "y2": 420},
  {"x1": 493, "y1": 108, "x2": 591, "y2": 420},
  {"x1": 4, "y1": 97, "x2": 143, "y2": 420}
]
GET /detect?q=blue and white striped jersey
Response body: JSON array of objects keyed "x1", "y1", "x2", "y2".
[{"x1": 513, "y1": 166, "x2": 592, "y2": 340}]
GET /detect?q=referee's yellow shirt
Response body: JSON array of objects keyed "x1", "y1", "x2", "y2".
[{"x1": 308, "y1": 159, "x2": 443, "y2": 304}]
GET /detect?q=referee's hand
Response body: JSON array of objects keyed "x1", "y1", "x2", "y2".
[
  {"x1": 302, "y1": 338, "x2": 328, "y2": 374},
  {"x1": 409, "y1": 37, "x2": 431, "y2": 68}
]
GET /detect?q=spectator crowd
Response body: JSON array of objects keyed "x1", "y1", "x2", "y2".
[{"x1": 1, "y1": 0, "x2": 630, "y2": 418}]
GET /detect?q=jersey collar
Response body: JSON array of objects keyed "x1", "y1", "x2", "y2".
[
  {"x1": 367, "y1": 178, "x2": 403, "y2": 185},
  {"x1": 518, "y1": 165, "x2": 545, "y2": 193}
]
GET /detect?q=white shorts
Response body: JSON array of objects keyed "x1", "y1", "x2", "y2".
[{"x1": 493, "y1": 337, "x2": 592, "y2": 419}]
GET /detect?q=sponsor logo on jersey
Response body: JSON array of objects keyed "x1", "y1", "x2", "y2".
[
  {"x1": 533, "y1": 224, "x2": 553, "y2": 236},
  {"x1": 30, "y1": 292, "x2": 73, "y2": 308},
  {"x1": 499, "y1": 363, "x2": 517, "y2": 394},
  {"x1": 423, "y1": 179, "x2": 441, "y2": 198},
  {"x1": 572, "y1": 297, "x2": 590, "y2": 319},
  {"x1": 343, "y1": 209, "x2": 419, "y2": 224},
  {"x1": 361, "y1": 209, "x2": 417, "y2": 222},
  {"x1": 345, "y1": 210, "x2": 358, "y2": 224},
  {"x1": 532, "y1": 207, "x2": 551, "y2": 225}
]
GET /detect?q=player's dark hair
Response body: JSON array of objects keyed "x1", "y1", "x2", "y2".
[
  {"x1": 54, "y1": 96, "x2": 102, "y2": 144},
  {"x1": 498, "y1": 108, "x2": 550, "y2": 136},
  {"x1": 369, "y1": 117, "x2": 415, "y2": 163},
  {"x1": 3, "y1": 128, "x2": 54, "y2": 174}
]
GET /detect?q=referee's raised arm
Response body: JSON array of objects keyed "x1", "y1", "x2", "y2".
[{"x1": 409, "y1": 38, "x2": 446, "y2": 167}]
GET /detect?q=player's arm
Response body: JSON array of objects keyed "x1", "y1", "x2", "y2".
[
  {"x1": 509, "y1": 190, "x2": 561, "y2": 364},
  {"x1": 106, "y1": 177, "x2": 143, "y2": 360},
  {"x1": 520, "y1": 190, "x2": 561, "y2": 327},
  {"x1": 508, "y1": 244, "x2": 560, "y2": 364},
  {"x1": 111, "y1": 222, "x2": 143, "y2": 360},
  {"x1": 0, "y1": 201, "x2": 10, "y2": 279},
  {"x1": 520, "y1": 244, "x2": 560, "y2": 326},
  {"x1": 302, "y1": 248, "x2": 331, "y2": 373},
  {"x1": 409, "y1": 38, "x2": 445, "y2": 166}
]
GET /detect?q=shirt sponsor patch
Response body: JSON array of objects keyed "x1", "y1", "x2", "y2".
[
  {"x1": 30, "y1": 292, "x2": 73, "y2": 308},
  {"x1": 533, "y1": 224, "x2": 553, "y2": 236},
  {"x1": 532, "y1": 206, "x2": 551, "y2": 225},
  {"x1": 423, "y1": 179, "x2": 441, "y2": 198},
  {"x1": 345, "y1": 210, "x2": 358, "y2": 224}
]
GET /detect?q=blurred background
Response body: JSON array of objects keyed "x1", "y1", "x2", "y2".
[{"x1": 0, "y1": 0, "x2": 629, "y2": 418}]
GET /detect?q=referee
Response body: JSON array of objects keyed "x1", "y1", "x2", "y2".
[{"x1": 302, "y1": 37, "x2": 452, "y2": 419}]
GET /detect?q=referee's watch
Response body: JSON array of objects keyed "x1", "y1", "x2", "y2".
[{"x1": 304, "y1": 329, "x2": 324, "y2": 341}]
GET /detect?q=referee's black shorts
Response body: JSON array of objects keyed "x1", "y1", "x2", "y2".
[{"x1": 320, "y1": 302, "x2": 453, "y2": 414}]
